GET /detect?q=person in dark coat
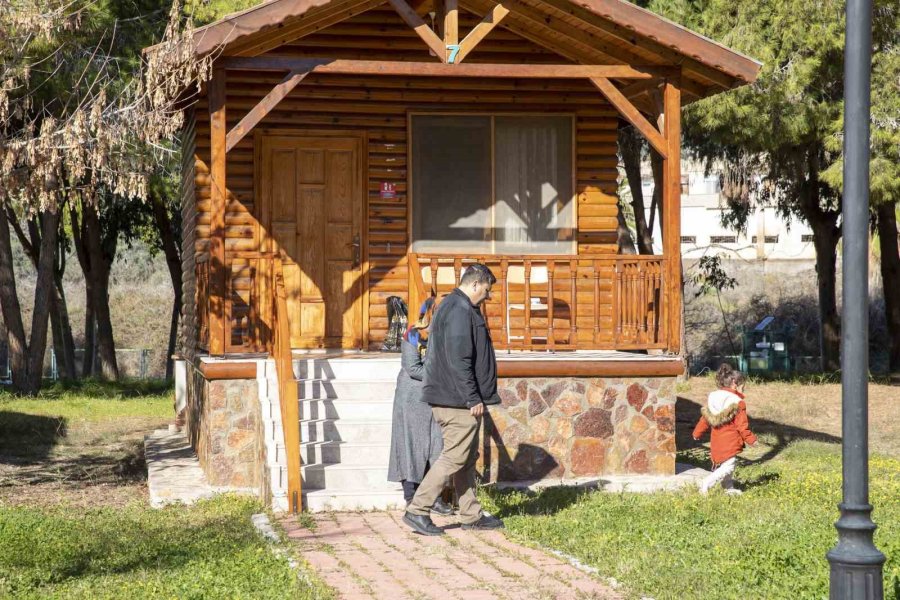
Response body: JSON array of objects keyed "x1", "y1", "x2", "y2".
[
  {"x1": 403, "y1": 264, "x2": 504, "y2": 536},
  {"x1": 387, "y1": 297, "x2": 452, "y2": 514}
]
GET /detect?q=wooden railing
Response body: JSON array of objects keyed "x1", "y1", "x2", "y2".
[
  {"x1": 195, "y1": 251, "x2": 274, "y2": 353},
  {"x1": 409, "y1": 253, "x2": 667, "y2": 351},
  {"x1": 273, "y1": 257, "x2": 302, "y2": 513}
]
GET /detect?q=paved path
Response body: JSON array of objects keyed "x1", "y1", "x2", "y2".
[{"x1": 280, "y1": 511, "x2": 622, "y2": 600}]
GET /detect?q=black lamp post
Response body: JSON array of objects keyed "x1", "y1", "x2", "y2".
[{"x1": 826, "y1": 0, "x2": 885, "y2": 597}]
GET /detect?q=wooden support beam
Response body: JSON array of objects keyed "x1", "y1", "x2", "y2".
[
  {"x1": 443, "y1": 0, "x2": 459, "y2": 49},
  {"x1": 221, "y1": 56, "x2": 661, "y2": 79},
  {"x1": 387, "y1": 0, "x2": 448, "y2": 62},
  {"x1": 621, "y1": 78, "x2": 662, "y2": 100},
  {"x1": 208, "y1": 68, "x2": 227, "y2": 356},
  {"x1": 590, "y1": 77, "x2": 667, "y2": 157},
  {"x1": 455, "y1": 2, "x2": 510, "y2": 63},
  {"x1": 226, "y1": 70, "x2": 308, "y2": 152},
  {"x1": 662, "y1": 76, "x2": 682, "y2": 354}
]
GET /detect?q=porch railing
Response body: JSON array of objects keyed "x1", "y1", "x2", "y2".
[
  {"x1": 409, "y1": 253, "x2": 667, "y2": 351},
  {"x1": 195, "y1": 251, "x2": 273, "y2": 353},
  {"x1": 195, "y1": 252, "x2": 302, "y2": 511},
  {"x1": 272, "y1": 257, "x2": 301, "y2": 513}
]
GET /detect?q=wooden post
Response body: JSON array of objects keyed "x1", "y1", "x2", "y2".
[
  {"x1": 662, "y1": 75, "x2": 682, "y2": 354},
  {"x1": 443, "y1": 0, "x2": 458, "y2": 63},
  {"x1": 208, "y1": 68, "x2": 227, "y2": 356}
]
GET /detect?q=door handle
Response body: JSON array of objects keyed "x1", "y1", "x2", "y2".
[{"x1": 350, "y1": 234, "x2": 361, "y2": 268}]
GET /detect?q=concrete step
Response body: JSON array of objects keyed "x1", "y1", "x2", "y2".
[
  {"x1": 299, "y1": 418, "x2": 392, "y2": 444},
  {"x1": 293, "y1": 357, "x2": 401, "y2": 381},
  {"x1": 303, "y1": 488, "x2": 406, "y2": 512},
  {"x1": 299, "y1": 441, "x2": 391, "y2": 466},
  {"x1": 301, "y1": 463, "x2": 397, "y2": 491},
  {"x1": 297, "y1": 379, "x2": 397, "y2": 401},
  {"x1": 299, "y1": 398, "x2": 394, "y2": 421}
]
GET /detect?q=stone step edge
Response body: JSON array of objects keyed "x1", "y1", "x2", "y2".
[
  {"x1": 302, "y1": 489, "x2": 404, "y2": 497},
  {"x1": 301, "y1": 463, "x2": 393, "y2": 471}
]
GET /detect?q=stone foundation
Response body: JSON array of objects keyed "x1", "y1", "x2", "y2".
[
  {"x1": 479, "y1": 376, "x2": 676, "y2": 481},
  {"x1": 183, "y1": 362, "x2": 266, "y2": 494}
]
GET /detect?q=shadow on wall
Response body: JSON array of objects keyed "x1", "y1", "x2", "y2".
[
  {"x1": 480, "y1": 412, "x2": 562, "y2": 483},
  {"x1": 675, "y1": 396, "x2": 841, "y2": 466}
]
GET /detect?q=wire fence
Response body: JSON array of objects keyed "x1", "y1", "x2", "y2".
[{"x1": 0, "y1": 347, "x2": 155, "y2": 382}]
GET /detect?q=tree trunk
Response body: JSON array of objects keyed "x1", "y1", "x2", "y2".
[
  {"x1": 809, "y1": 215, "x2": 842, "y2": 372},
  {"x1": 0, "y1": 212, "x2": 29, "y2": 393},
  {"x1": 25, "y1": 211, "x2": 60, "y2": 394},
  {"x1": 616, "y1": 204, "x2": 637, "y2": 255},
  {"x1": 82, "y1": 286, "x2": 95, "y2": 377},
  {"x1": 82, "y1": 207, "x2": 118, "y2": 380},
  {"x1": 49, "y1": 298, "x2": 65, "y2": 380},
  {"x1": 151, "y1": 190, "x2": 182, "y2": 380},
  {"x1": 619, "y1": 126, "x2": 654, "y2": 254},
  {"x1": 53, "y1": 277, "x2": 77, "y2": 380},
  {"x1": 649, "y1": 150, "x2": 665, "y2": 238},
  {"x1": 876, "y1": 201, "x2": 900, "y2": 374}
]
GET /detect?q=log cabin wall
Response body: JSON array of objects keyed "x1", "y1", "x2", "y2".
[
  {"x1": 180, "y1": 108, "x2": 199, "y2": 359},
  {"x1": 191, "y1": 7, "x2": 620, "y2": 350}
]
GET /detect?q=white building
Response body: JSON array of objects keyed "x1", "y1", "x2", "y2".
[{"x1": 631, "y1": 161, "x2": 817, "y2": 261}]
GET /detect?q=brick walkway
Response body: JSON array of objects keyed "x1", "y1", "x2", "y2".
[{"x1": 280, "y1": 511, "x2": 622, "y2": 600}]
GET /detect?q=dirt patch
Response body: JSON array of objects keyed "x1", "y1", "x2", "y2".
[
  {"x1": 677, "y1": 377, "x2": 900, "y2": 459},
  {"x1": 0, "y1": 415, "x2": 169, "y2": 508}
]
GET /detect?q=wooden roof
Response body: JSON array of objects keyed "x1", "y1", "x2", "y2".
[{"x1": 149, "y1": 0, "x2": 760, "y2": 101}]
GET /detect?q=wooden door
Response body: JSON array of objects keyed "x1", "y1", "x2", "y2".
[{"x1": 260, "y1": 135, "x2": 364, "y2": 349}]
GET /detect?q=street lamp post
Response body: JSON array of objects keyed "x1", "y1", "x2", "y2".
[{"x1": 826, "y1": 0, "x2": 885, "y2": 598}]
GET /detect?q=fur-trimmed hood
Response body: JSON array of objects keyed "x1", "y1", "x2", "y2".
[{"x1": 701, "y1": 389, "x2": 744, "y2": 427}]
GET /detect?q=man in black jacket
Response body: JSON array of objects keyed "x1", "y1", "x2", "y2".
[{"x1": 403, "y1": 264, "x2": 504, "y2": 536}]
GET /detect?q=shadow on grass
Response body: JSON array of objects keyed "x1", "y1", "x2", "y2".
[
  {"x1": 676, "y1": 395, "x2": 841, "y2": 468},
  {"x1": 0, "y1": 411, "x2": 66, "y2": 464},
  {"x1": 485, "y1": 484, "x2": 590, "y2": 520}
]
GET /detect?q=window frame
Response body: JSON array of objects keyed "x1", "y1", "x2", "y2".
[{"x1": 407, "y1": 111, "x2": 578, "y2": 256}]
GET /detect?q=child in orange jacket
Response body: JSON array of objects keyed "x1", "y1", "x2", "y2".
[{"x1": 693, "y1": 363, "x2": 758, "y2": 495}]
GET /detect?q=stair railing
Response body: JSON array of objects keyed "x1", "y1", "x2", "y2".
[{"x1": 273, "y1": 257, "x2": 302, "y2": 512}]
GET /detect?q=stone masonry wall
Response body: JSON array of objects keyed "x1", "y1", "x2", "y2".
[
  {"x1": 184, "y1": 363, "x2": 263, "y2": 491},
  {"x1": 480, "y1": 376, "x2": 676, "y2": 481}
]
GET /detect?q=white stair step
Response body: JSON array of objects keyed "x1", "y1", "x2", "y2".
[
  {"x1": 297, "y1": 379, "x2": 397, "y2": 400},
  {"x1": 300, "y1": 441, "x2": 391, "y2": 466},
  {"x1": 303, "y1": 489, "x2": 406, "y2": 512},
  {"x1": 301, "y1": 463, "x2": 397, "y2": 491},
  {"x1": 294, "y1": 357, "x2": 401, "y2": 381},
  {"x1": 299, "y1": 398, "x2": 394, "y2": 420},
  {"x1": 300, "y1": 418, "x2": 392, "y2": 444}
]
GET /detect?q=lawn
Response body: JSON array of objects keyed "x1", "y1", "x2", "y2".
[
  {"x1": 481, "y1": 377, "x2": 900, "y2": 600},
  {"x1": 0, "y1": 380, "x2": 334, "y2": 599}
]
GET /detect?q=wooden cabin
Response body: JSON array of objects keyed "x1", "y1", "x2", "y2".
[{"x1": 151, "y1": 0, "x2": 760, "y2": 512}]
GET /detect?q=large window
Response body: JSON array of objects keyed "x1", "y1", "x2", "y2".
[{"x1": 411, "y1": 114, "x2": 574, "y2": 254}]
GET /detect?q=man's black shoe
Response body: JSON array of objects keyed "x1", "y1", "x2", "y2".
[
  {"x1": 431, "y1": 498, "x2": 453, "y2": 516},
  {"x1": 403, "y1": 512, "x2": 444, "y2": 536},
  {"x1": 461, "y1": 514, "x2": 504, "y2": 530}
]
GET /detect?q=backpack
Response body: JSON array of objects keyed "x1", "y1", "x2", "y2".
[{"x1": 381, "y1": 296, "x2": 408, "y2": 352}]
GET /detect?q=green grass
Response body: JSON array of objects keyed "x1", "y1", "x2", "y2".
[
  {"x1": 0, "y1": 495, "x2": 333, "y2": 599},
  {"x1": 0, "y1": 382, "x2": 335, "y2": 599},
  {"x1": 0, "y1": 379, "x2": 173, "y2": 420},
  {"x1": 481, "y1": 441, "x2": 900, "y2": 600}
]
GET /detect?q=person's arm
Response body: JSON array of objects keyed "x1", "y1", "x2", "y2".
[
  {"x1": 692, "y1": 416, "x2": 710, "y2": 440},
  {"x1": 401, "y1": 342, "x2": 425, "y2": 381},
  {"x1": 735, "y1": 401, "x2": 758, "y2": 446},
  {"x1": 443, "y1": 306, "x2": 483, "y2": 409}
]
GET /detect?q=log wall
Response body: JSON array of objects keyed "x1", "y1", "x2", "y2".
[{"x1": 190, "y1": 7, "x2": 620, "y2": 350}]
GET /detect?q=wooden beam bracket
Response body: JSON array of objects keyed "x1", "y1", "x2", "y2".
[
  {"x1": 226, "y1": 70, "x2": 308, "y2": 153},
  {"x1": 387, "y1": 0, "x2": 449, "y2": 62},
  {"x1": 590, "y1": 77, "x2": 668, "y2": 158},
  {"x1": 454, "y1": 1, "x2": 510, "y2": 63}
]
